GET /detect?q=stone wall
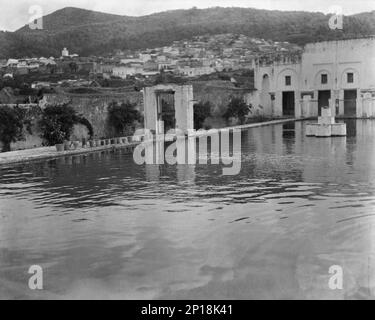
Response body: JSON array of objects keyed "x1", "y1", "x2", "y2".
[
  {"x1": 192, "y1": 81, "x2": 255, "y2": 115},
  {"x1": 0, "y1": 104, "x2": 44, "y2": 151},
  {"x1": 42, "y1": 90, "x2": 144, "y2": 138}
]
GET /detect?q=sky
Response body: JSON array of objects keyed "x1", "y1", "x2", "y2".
[{"x1": 0, "y1": 0, "x2": 374, "y2": 31}]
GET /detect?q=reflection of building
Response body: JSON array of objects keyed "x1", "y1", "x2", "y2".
[
  {"x1": 253, "y1": 38, "x2": 375, "y2": 118},
  {"x1": 143, "y1": 84, "x2": 194, "y2": 134}
]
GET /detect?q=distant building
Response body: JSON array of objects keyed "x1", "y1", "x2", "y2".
[
  {"x1": 179, "y1": 66, "x2": 216, "y2": 77},
  {"x1": 62, "y1": 48, "x2": 69, "y2": 57},
  {"x1": 113, "y1": 65, "x2": 143, "y2": 79},
  {"x1": 252, "y1": 37, "x2": 375, "y2": 118}
]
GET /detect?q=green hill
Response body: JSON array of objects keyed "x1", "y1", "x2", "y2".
[{"x1": 0, "y1": 6, "x2": 374, "y2": 58}]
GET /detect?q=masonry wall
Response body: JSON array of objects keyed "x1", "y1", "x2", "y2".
[
  {"x1": 42, "y1": 91, "x2": 144, "y2": 138},
  {"x1": 0, "y1": 104, "x2": 44, "y2": 151},
  {"x1": 192, "y1": 81, "x2": 258, "y2": 117}
]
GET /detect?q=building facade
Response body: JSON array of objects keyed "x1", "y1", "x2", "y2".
[{"x1": 253, "y1": 37, "x2": 375, "y2": 118}]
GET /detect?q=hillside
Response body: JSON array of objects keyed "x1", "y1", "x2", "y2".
[{"x1": 1, "y1": 6, "x2": 374, "y2": 58}]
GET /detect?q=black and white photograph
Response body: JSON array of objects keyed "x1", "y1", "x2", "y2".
[{"x1": 0, "y1": 0, "x2": 375, "y2": 303}]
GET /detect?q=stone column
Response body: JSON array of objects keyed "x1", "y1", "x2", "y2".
[
  {"x1": 328, "y1": 98, "x2": 335, "y2": 117},
  {"x1": 363, "y1": 92, "x2": 371, "y2": 118},
  {"x1": 356, "y1": 96, "x2": 363, "y2": 118},
  {"x1": 338, "y1": 90, "x2": 344, "y2": 116},
  {"x1": 143, "y1": 87, "x2": 158, "y2": 133},
  {"x1": 294, "y1": 91, "x2": 301, "y2": 119},
  {"x1": 274, "y1": 91, "x2": 283, "y2": 117}
]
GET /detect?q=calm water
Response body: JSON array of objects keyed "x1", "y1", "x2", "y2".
[{"x1": 1, "y1": 120, "x2": 375, "y2": 299}]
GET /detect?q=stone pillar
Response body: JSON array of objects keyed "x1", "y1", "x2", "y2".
[
  {"x1": 302, "y1": 95, "x2": 310, "y2": 117},
  {"x1": 294, "y1": 91, "x2": 301, "y2": 119},
  {"x1": 338, "y1": 90, "x2": 344, "y2": 116},
  {"x1": 356, "y1": 96, "x2": 363, "y2": 118},
  {"x1": 363, "y1": 93, "x2": 371, "y2": 118},
  {"x1": 174, "y1": 85, "x2": 194, "y2": 134},
  {"x1": 328, "y1": 98, "x2": 335, "y2": 117},
  {"x1": 274, "y1": 91, "x2": 283, "y2": 117},
  {"x1": 143, "y1": 87, "x2": 158, "y2": 133}
]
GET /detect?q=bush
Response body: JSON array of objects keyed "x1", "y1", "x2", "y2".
[
  {"x1": 223, "y1": 97, "x2": 251, "y2": 125},
  {"x1": 194, "y1": 101, "x2": 212, "y2": 130},
  {"x1": 0, "y1": 106, "x2": 25, "y2": 152},
  {"x1": 39, "y1": 104, "x2": 93, "y2": 145},
  {"x1": 108, "y1": 101, "x2": 142, "y2": 136}
]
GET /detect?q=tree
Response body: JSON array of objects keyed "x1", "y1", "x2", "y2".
[
  {"x1": 223, "y1": 97, "x2": 251, "y2": 125},
  {"x1": 39, "y1": 104, "x2": 93, "y2": 145},
  {"x1": 0, "y1": 106, "x2": 24, "y2": 152},
  {"x1": 194, "y1": 101, "x2": 212, "y2": 129},
  {"x1": 108, "y1": 101, "x2": 142, "y2": 136}
]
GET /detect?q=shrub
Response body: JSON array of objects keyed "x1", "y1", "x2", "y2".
[
  {"x1": 0, "y1": 106, "x2": 25, "y2": 152},
  {"x1": 108, "y1": 101, "x2": 141, "y2": 136},
  {"x1": 39, "y1": 104, "x2": 93, "y2": 145},
  {"x1": 194, "y1": 101, "x2": 212, "y2": 129},
  {"x1": 223, "y1": 97, "x2": 252, "y2": 125}
]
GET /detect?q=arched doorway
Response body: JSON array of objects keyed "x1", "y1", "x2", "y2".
[{"x1": 260, "y1": 74, "x2": 272, "y2": 115}]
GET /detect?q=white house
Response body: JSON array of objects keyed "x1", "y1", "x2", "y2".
[
  {"x1": 62, "y1": 48, "x2": 69, "y2": 57},
  {"x1": 252, "y1": 37, "x2": 375, "y2": 118}
]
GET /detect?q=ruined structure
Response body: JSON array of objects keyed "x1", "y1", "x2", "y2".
[
  {"x1": 252, "y1": 37, "x2": 375, "y2": 118},
  {"x1": 306, "y1": 106, "x2": 347, "y2": 137},
  {"x1": 143, "y1": 84, "x2": 194, "y2": 134}
]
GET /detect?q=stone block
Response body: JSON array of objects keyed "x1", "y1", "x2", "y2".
[
  {"x1": 306, "y1": 123, "x2": 318, "y2": 136},
  {"x1": 321, "y1": 108, "x2": 332, "y2": 117},
  {"x1": 318, "y1": 116, "x2": 335, "y2": 125},
  {"x1": 331, "y1": 123, "x2": 347, "y2": 136},
  {"x1": 315, "y1": 125, "x2": 332, "y2": 137}
]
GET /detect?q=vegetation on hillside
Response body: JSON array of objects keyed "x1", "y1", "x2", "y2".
[{"x1": 1, "y1": 7, "x2": 374, "y2": 58}]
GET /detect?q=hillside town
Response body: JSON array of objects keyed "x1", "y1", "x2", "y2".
[{"x1": 0, "y1": 34, "x2": 301, "y2": 92}]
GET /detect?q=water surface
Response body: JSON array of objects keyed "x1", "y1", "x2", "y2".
[{"x1": 1, "y1": 120, "x2": 375, "y2": 299}]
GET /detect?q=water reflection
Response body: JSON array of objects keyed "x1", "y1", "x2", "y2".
[{"x1": 0, "y1": 120, "x2": 375, "y2": 299}]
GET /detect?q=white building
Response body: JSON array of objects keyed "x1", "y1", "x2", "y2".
[
  {"x1": 113, "y1": 65, "x2": 143, "y2": 79},
  {"x1": 179, "y1": 66, "x2": 216, "y2": 77},
  {"x1": 252, "y1": 37, "x2": 375, "y2": 118},
  {"x1": 62, "y1": 48, "x2": 69, "y2": 57}
]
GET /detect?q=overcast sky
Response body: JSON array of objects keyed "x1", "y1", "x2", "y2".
[{"x1": 0, "y1": 0, "x2": 374, "y2": 31}]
